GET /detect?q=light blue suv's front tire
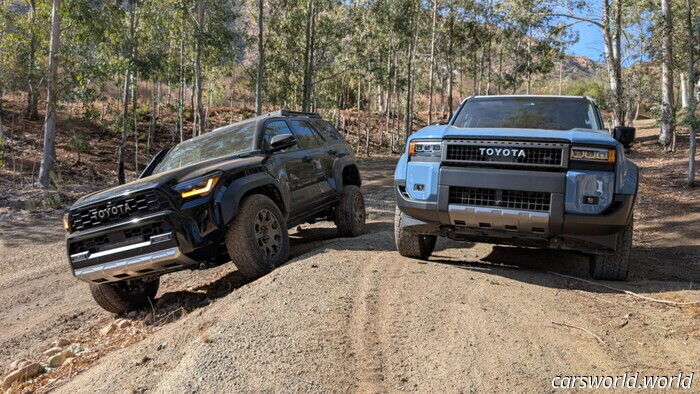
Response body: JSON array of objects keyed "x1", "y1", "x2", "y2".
[
  {"x1": 394, "y1": 207, "x2": 437, "y2": 260},
  {"x1": 589, "y1": 220, "x2": 632, "y2": 281}
]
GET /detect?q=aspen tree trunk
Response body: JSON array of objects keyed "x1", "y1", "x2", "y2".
[
  {"x1": 179, "y1": 9, "x2": 185, "y2": 143},
  {"x1": 194, "y1": 0, "x2": 206, "y2": 136},
  {"x1": 301, "y1": 0, "x2": 316, "y2": 112},
  {"x1": 365, "y1": 78, "x2": 370, "y2": 157},
  {"x1": 26, "y1": 0, "x2": 39, "y2": 120},
  {"x1": 118, "y1": 1, "x2": 136, "y2": 185},
  {"x1": 38, "y1": 0, "x2": 62, "y2": 188},
  {"x1": 255, "y1": 0, "x2": 264, "y2": 116},
  {"x1": 659, "y1": 0, "x2": 675, "y2": 147},
  {"x1": 526, "y1": 26, "x2": 532, "y2": 95},
  {"x1": 686, "y1": 0, "x2": 696, "y2": 186},
  {"x1": 427, "y1": 0, "x2": 437, "y2": 124}
]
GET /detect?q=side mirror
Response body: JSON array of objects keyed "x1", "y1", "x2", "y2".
[
  {"x1": 613, "y1": 126, "x2": 635, "y2": 148},
  {"x1": 268, "y1": 133, "x2": 297, "y2": 152},
  {"x1": 430, "y1": 121, "x2": 447, "y2": 126},
  {"x1": 140, "y1": 148, "x2": 170, "y2": 178}
]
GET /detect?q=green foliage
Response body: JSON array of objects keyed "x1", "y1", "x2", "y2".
[
  {"x1": 26, "y1": 198, "x2": 39, "y2": 213},
  {"x1": 42, "y1": 194, "x2": 63, "y2": 210},
  {"x1": 68, "y1": 132, "x2": 91, "y2": 155},
  {"x1": 0, "y1": 139, "x2": 5, "y2": 169},
  {"x1": 564, "y1": 79, "x2": 606, "y2": 103}
]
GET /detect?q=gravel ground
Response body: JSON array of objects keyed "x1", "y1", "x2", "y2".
[{"x1": 1, "y1": 159, "x2": 699, "y2": 392}]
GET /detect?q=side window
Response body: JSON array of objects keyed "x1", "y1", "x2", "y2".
[
  {"x1": 262, "y1": 120, "x2": 298, "y2": 152},
  {"x1": 311, "y1": 119, "x2": 344, "y2": 141},
  {"x1": 289, "y1": 120, "x2": 323, "y2": 149}
]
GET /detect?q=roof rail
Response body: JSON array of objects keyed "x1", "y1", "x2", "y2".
[{"x1": 267, "y1": 109, "x2": 322, "y2": 119}]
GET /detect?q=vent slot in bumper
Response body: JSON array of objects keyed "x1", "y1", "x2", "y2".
[{"x1": 449, "y1": 187, "x2": 551, "y2": 212}]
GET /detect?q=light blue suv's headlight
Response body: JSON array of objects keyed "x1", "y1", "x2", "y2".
[{"x1": 408, "y1": 140, "x2": 441, "y2": 161}]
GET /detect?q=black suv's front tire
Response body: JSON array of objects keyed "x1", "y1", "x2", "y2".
[
  {"x1": 89, "y1": 277, "x2": 160, "y2": 314},
  {"x1": 589, "y1": 220, "x2": 632, "y2": 281},
  {"x1": 394, "y1": 208, "x2": 437, "y2": 260},
  {"x1": 334, "y1": 185, "x2": 366, "y2": 237},
  {"x1": 226, "y1": 194, "x2": 290, "y2": 280}
]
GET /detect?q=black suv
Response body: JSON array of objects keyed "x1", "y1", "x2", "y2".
[{"x1": 64, "y1": 110, "x2": 365, "y2": 313}]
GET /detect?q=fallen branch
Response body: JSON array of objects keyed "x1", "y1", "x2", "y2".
[
  {"x1": 552, "y1": 321, "x2": 606, "y2": 345},
  {"x1": 548, "y1": 272, "x2": 700, "y2": 306}
]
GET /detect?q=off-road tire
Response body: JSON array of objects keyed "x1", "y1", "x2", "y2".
[
  {"x1": 589, "y1": 220, "x2": 632, "y2": 281},
  {"x1": 89, "y1": 277, "x2": 160, "y2": 314},
  {"x1": 394, "y1": 207, "x2": 437, "y2": 260},
  {"x1": 334, "y1": 185, "x2": 366, "y2": 237},
  {"x1": 226, "y1": 194, "x2": 290, "y2": 280}
]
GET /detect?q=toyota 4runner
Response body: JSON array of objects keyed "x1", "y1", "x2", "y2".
[
  {"x1": 394, "y1": 95, "x2": 637, "y2": 280},
  {"x1": 64, "y1": 110, "x2": 365, "y2": 313}
]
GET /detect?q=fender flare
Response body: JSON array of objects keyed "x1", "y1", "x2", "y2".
[
  {"x1": 218, "y1": 172, "x2": 290, "y2": 225},
  {"x1": 333, "y1": 157, "x2": 361, "y2": 193}
]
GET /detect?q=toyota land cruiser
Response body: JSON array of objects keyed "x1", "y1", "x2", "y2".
[{"x1": 394, "y1": 95, "x2": 637, "y2": 280}]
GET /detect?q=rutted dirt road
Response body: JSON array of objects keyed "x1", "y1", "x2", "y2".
[{"x1": 1, "y1": 153, "x2": 699, "y2": 392}]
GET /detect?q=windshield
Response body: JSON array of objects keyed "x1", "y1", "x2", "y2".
[
  {"x1": 452, "y1": 97, "x2": 602, "y2": 131},
  {"x1": 154, "y1": 121, "x2": 257, "y2": 173}
]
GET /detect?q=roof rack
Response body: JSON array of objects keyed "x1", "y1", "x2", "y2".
[{"x1": 266, "y1": 110, "x2": 322, "y2": 119}]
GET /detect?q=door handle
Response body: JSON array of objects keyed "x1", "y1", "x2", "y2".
[
  {"x1": 302, "y1": 155, "x2": 312, "y2": 163},
  {"x1": 327, "y1": 149, "x2": 338, "y2": 156}
]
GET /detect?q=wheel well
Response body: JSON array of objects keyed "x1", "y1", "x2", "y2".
[
  {"x1": 342, "y1": 165, "x2": 361, "y2": 187},
  {"x1": 240, "y1": 184, "x2": 286, "y2": 216}
]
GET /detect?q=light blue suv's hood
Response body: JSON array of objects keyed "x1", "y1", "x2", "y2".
[{"x1": 409, "y1": 125, "x2": 619, "y2": 146}]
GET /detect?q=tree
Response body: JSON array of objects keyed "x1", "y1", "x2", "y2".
[
  {"x1": 38, "y1": 0, "x2": 62, "y2": 188},
  {"x1": 684, "y1": 0, "x2": 697, "y2": 186},
  {"x1": 659, "y1": 0, "x2": 675, "y2": 148},
  {"x1": 118, "y1": 0, "x2": 136, "y2": 185},
  {"x1": 255, "y1": 0, "x2": 264, "y2": 116}
]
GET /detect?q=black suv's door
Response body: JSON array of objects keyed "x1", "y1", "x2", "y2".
[{"x1": 287, "y1": 119, "x2": 335, "y2": 208}]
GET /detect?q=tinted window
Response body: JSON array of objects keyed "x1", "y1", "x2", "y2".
[
  {"x1": 452, "y1": 97, "x2": 602, "y2": 131},
  {"x1": 310, "y1": 119, "x2": 344, "y2": 141},
  {"x1": 155, "y1": 121, "x2": 256, "y2": 173},
  {"x1": 262, "y1": 120, "x2": 299, "y2": 152},
  {"x1": 289, "y1": 120, "x2": 323, "y2": 149}
]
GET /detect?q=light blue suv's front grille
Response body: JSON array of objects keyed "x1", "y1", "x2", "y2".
[{"x1": 443, "y1": 140, "x2": 567, "y2": 169}]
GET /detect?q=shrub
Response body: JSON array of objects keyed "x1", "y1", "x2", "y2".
[{"x1": 26, "y1": 198, "x2": 39, "y2": 213}]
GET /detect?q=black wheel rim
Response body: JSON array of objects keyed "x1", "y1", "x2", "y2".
[
  {"x1": 353, "y1": 194, "x2": 365, "y2": 226},
  {"x1": 254, "y1": 208, "x2": 282, "y2": 257}
]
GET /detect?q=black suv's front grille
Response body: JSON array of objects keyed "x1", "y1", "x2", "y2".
[
  {"x1": 69, "y1": 222, "x2": 173, "y2": 255},
  {"x1": 443, "y1": 140, "x2": 566, "y2": 168},
  {"x1": 70, "y1": 191, "x2": 170, "y2": 232},
  {"x1": 449, "y1": 187, "x2": 551, "y2": 212}
]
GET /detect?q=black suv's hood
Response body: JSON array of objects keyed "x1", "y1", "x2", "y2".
[{"x1": 71, "y1": 153, "x2": 264, "y2": 210}]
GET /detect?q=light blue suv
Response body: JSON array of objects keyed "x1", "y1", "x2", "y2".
[{"x1": 394, "y1": 95, "x2": 637, "y2": 280}]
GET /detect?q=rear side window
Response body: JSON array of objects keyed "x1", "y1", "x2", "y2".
[
  {"x1": 310, "y1": 119, "x2": 344, "y2": 141},
  {"x1": 289, "y1": 120, "x2": 323, "y2": 149}
]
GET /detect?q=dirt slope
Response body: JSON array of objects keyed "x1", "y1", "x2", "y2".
[{"x1": 2, "y1": 151, "x2": 699, "y2": 392}]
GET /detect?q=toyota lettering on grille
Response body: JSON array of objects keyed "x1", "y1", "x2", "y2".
[
  {"x1": 478, "y1": 147, "x2": 526, "y2": 158},
  {"x1": 90, "y1": 203, "x2": 132, "y2": 221}
]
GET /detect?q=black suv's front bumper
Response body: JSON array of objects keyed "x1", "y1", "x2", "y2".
[{"x1": 67, "y1": 201, "x2": 226, "y2": 283}]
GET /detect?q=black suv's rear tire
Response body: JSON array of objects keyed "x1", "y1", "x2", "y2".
[
  {"x1": 89, "y1": 277, "x2": 160, "y2": 314},
  {"x1": 334, "y1": 185, "x2": 366, "y2": 237},
  {"x1": 226, "y1": 194, "x2": 290, "y2": 280},
  {"x1": 589, "y1": 220, "x2": 632, "y2": 281},
  {"x1": 394, "y1": 208, "x2": 437, "y2": 260}
]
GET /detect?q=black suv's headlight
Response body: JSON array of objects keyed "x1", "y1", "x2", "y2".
[
  {"x1": 173, "y1": 175, "x2": 221, "y2": 199},
  {"x1": 408, "y1": 140, "x2": 441, "y2": 161}
]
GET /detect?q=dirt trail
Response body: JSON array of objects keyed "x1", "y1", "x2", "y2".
[{"x1": 1, "y1": 154, "x2": 699, "y2": 392}]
